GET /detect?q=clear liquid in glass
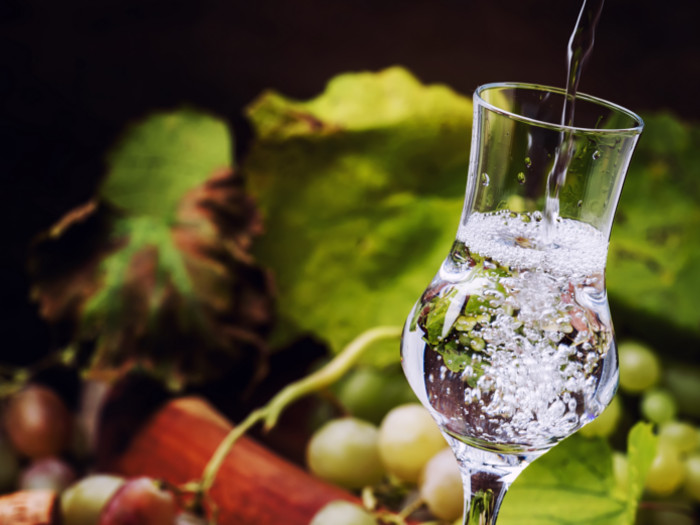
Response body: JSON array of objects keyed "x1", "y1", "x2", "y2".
[{"x1": 402, "y1": 210, "x2": 618, "y2": 454}]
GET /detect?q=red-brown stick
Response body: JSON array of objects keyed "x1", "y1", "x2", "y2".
[
  {"x1": 103, "y1": 396, "x2": 359, "y2": 524},
  {"x1": 0, "y1": 489, "x2": 57, "y2": 525}
]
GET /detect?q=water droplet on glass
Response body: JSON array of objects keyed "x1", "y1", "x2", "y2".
[
  {"x1": 517, "y1": 172, "x2": 526, "y2": 184},
  {"x1": 592, "y1": 150, "x2": 601, "y2": 160},
  {"x1": 481, "y1": 172, "x2": 490, "y2": 186}
]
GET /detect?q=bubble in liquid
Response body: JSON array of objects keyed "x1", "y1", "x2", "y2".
[
  {"x1": 517, "y1": 172, "x2": 526, "y2": 184},
  {"x1": 592, "y1": 150, "x2": 601, "y2": 160},
  {"x1": 524, "y1": 157, "x2": 532, "y2": 168},
  {"x1": 481, "y1": 172, "x2": 490, "y2": 186},
  {"x1": 577, "y1": 200, "x2": 583, "y2": 208}
]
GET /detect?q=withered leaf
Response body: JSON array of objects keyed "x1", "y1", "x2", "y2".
[{"x1": 30, "y1": 111, "x2": 274, "y2": 391}]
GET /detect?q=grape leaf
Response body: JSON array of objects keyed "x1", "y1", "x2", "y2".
[
  {"x1": 30, "y1": 111, "x2": 274, "y2": 390},
  {"x1": 245, "y1": 70, "x2": 700, "y2": 361},
  {"x1": 499, "y1": 422, "x2": 656, "y2": 525},
  {"x1": 101, "y1": 109, "x2": 232, "y2": 219},
  {"x1": 243, "y1": 67, "x2": 472, "y2": 363},
  {"x1": 607, "y1": 113, "x2": 700, "y2": 343},
  {"x1": 621, "y1": 423, "x2": 658, "y2": 523}
]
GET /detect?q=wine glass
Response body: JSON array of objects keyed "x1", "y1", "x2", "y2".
[{"x1": 401, "y1": 82, "x2": 643, "y2": 524}]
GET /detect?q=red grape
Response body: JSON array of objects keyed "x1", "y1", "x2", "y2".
[
  {"x1": 174, "y1": 511, "x2": 208, "y2": 524},
  {"x1": 3, "y1": 384, "x2": 72, "y2": 458},
  {"x1": 19, "y1": 456, "x2": 76, "y2": 491},
  {"x1": 98, "y1": 476, "x2": 176, "y2": 525}
]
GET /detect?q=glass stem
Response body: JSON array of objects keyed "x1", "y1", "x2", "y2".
[
  {"x1": 462, "y1": 465, "x2": 511, "y2": 525},
  {"x1": 447, "y1": 437, "x2": 537, "y2": 525}
]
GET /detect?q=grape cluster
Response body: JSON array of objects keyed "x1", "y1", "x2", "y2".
[
  {"x1": 587, "y1": 341, "x2": 700, "y2": 502},
  {"x1": 0, "y1": 382, "x2": 203, "y2": 524},
  {"x1": 309, "y1": 339, "x2": 700, "y2": 524},
  {"x1": 0, "y1": 383, "x2": 78, "y2": 497},
  {"x1": 307, "y1": 402, "x2": 464, "y2": 524}
]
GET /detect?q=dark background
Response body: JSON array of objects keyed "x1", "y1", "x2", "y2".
[{"x1": 1, "y1": 0, "x2": 699, "y2": 360}]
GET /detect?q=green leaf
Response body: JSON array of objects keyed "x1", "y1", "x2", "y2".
[
  {"x1": 244, "y1": 67, "x2": 472, "y2": 362},
  {"x1": 424, "y1": 288, "x2": 459, "y2": 344},
  {"x1": 246, "y1": 68, "x2": 700, "y2": 363},
  {"x1": 102, "y1": 109, "x2": 232, "y2": 219},
  {"x1": 499, "y1": 423, "x2": 657, "y2": 525},
  {"x1": 608, "y1": 113, "x2": 700, "y2": 341},
  {"x1": 80, "y1": 216, "x2": 201, "y2": 353},
  {"x1": 622, "y1": 423, "x2": 657, "y2": 524}
]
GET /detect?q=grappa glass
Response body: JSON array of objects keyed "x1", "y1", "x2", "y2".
[{"x1": 401, "y1": 82, "x2": 643, "y2": 524}]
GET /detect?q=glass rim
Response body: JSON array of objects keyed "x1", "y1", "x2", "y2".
[{"x1": 475, "y1": 81, "x2": 644, "y2": 135}]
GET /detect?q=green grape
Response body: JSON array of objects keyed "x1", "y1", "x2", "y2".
[
  {"x1": 0, "y1": 434, "x2": 19, "y2": 491},
  {"x1": 61, "y1": 474, "x2": 126, "y2": 525},
  {"x1": 618, "y1": 341, "x2": 660, "y2": 394},
  {"x1": 336, "y1": 367, "x2": 416, "y2": 425},
  {"x1": 645, "y1": 444, "x2": 685, "y2": 496},
  {"x1": 640, "y1": 389, "x2": 677, "y2": 425},
  {"x1": 307, "y1": 418, "x2": 385, "y2": 489},
  {"x1": 378, "y1": 403, "x2": 447, "y2": 483},
  {"x1": 578, "y1": 395, "x2": 621, "y2": 438},
  {"x1": 419, "y1": 448, "x2": 463, "y2": 521},
  {"x1": 309, "y1": 500, "x2": 376, "y2": 525},
  {"x1": 684, "y1": 454, "x2": 700, "y2": 502},
  {"x1": 658, "y1": 421, "x2": 698, "y2": 454}
]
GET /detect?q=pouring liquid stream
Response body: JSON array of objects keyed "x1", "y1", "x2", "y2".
[{"x1": 544, "y1": 0, "x2": 605, "y2": 239}]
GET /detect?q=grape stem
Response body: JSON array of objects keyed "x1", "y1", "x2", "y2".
[
  {"x1": 396, "y1": 496, "x2": 424, "y2": 520},
  {"x1": 0, "y1": 346, "x2": 76, "y2": 399},
  {"x1": 194, "y1": 325, "x2": 402, "y2": 496}
]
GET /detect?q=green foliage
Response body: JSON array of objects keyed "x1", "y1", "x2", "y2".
[
  {"x1": 499, "y1": 423, "x2": 657, "y2": 525},
  {"x1": 245, "y1": 70, "x2": 700, "y2": 363},
  {"x1": 102, "y1": 109, "x2": 232, "y2": 219},
  {"x1": 244, "y1": 67, "x2": 472, "y2": 363},
  {"x1": 79, "y1": 216, "x2": 203, "y2": 370},
  {"x1": 608, "y1": 113, "x2": 700, "y2": 340}
]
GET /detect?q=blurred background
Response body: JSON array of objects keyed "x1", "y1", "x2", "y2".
[{"x1": 1, "y1": 0, "x2": 698, "y2": 365}]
